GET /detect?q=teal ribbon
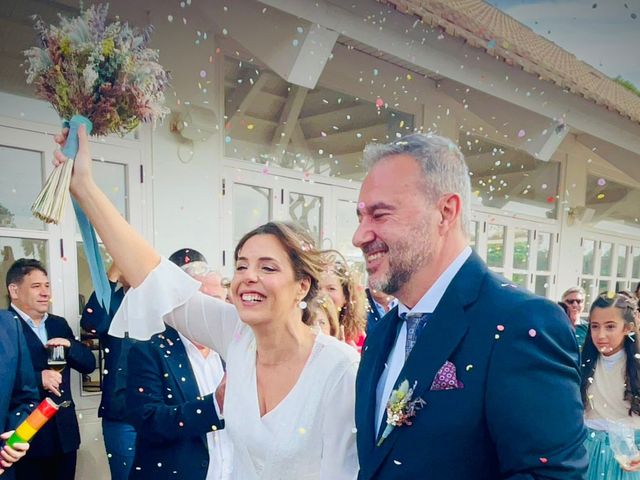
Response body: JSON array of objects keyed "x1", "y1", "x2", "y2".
[{"x1": 62, "y1": 115, "x2": 111, "y2": 313}]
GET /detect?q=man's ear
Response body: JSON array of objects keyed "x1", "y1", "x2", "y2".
[{"x1": 7, "y1": 283, "x2": 18, "y2": 301}]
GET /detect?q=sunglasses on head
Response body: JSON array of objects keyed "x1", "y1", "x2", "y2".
[{"x1": 565, "y1": 299, "x2": 583, "y2": 305}]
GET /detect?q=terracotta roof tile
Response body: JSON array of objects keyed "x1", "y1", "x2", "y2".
[{"x1": 380, "y1": 0, "x2": 640, "y2": 124}]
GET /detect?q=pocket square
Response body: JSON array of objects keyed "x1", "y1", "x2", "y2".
[{"x1": 430, "y1": 361, "x2": 464, "y2": 391}]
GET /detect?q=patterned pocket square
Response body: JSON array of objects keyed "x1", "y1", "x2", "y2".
[{"x1": 430, "y1": 361, "x2": 464, "y2": 391}]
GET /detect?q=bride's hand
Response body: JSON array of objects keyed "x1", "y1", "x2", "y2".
[{"x1": 53, "y1": 124, "x2": 94, "y2": 195}]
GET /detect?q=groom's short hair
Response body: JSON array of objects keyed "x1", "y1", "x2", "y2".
[{"x1": 362, "y1": 133, "x2": 471, "y2": 237}]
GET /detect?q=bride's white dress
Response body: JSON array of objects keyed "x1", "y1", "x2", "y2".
[{"x1": 110, "y1": 258, "x2": 360, "y2": 479}]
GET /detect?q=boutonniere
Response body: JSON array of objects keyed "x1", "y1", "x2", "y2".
[{"x1": 377, "y1": 380, "x2": 426, "y2": 446}]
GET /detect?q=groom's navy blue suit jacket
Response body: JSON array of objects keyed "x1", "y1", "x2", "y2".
[{"x1": 355, "y1": 252, "x2": 588, "y2": 479}]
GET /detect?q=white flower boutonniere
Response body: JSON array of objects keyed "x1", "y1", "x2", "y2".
[{"x1": 377, "y1": 380, "x2": 426, "y2": 446}]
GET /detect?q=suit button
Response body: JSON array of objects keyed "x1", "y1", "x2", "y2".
[{"x1": 201, "y1": 461, "x2": 207, "y2": 468}]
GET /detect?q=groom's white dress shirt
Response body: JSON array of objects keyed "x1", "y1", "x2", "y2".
[{"x1": 374, "y1": 246, "x2": 471, "y2": 432}]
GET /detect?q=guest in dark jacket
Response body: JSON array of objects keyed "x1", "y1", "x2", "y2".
[
  {"x1": 6, "y1": 259, "x2": 95, "y2": 480},
  {"x1": 80, "y1": 263, "x2": 135, "y2": 480},
  {"x1": 0, "y1": 310, "x2": 38, "y2": 478},
  {"x1": 126, "y1": 325, "x2": 230, "y2": 479}
]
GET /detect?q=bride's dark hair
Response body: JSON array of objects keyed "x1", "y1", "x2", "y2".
[{"x1": 234, "y1": 222, "x2": 325, "y2": 323}]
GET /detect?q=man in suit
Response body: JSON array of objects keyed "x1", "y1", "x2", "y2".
[
  {"x1": 6, "y1": 259, "x2": 96, "y2": 480},
  {"x1": 365, "y1": 288, "x2": 397, "y2": 332},
  {"x1": 0, "y1": 310, "x2": 38, "y2": 478},
  {"x1": 125, "y1": 251, "x2": 231, "y2": 480},
  {"x1": 352, "y1": 133, "x2": 587, "y2": 479},
  {"x1": 80, "y1": 263, "x2": 135, "y2": 480}
]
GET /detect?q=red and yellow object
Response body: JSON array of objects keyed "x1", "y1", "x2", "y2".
[{"x1": 6, "y1": 398, "x2": 59, "y2": 447}]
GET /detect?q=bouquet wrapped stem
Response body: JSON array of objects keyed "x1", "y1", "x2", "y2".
[
  {"x1": 23, "y1": 4, "x2": 169, "y2": 309},
  {"x1": 32, "y1": 115, "x2": 93, "y2": 224}
]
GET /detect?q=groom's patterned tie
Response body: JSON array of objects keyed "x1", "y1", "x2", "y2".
[{"x1": 403, "y1": 312, "x2": 430, "y2": 359}]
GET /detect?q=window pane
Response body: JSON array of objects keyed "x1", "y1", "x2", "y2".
[
  {"x1": 469, "y1": 221, "x2": 477, "y2": 251},
  {"x1": 76, "y1": 242, "x2": 113, "y2": 315},
  {"x1": 464, "y1": 134, "x2": 560, "y2": 219},
  {"x1": 512, "y1": 273, "x2": 527, "y2": 288},
  {"x1": 288, "y1": 192, "x2": 322, "y2": 246},
  {"x1": 617, "y1": 245, "x2": 628, "y2": 278},
  {"x1": 335, "y1": 199, "x2": 362, "y2": 260},
  {"x1": 535, "y1": 275, "x2": 550, "y2": 297},
  {"x1": 223, "y1": 57, "x2": 414, "y2": 181},
  {"x1": 634, "y1": 247, "x2": 640, "y2": 278},
  {"x1": 0, "y1": 145, "x2": 45, "y2": 230},
  {"x1": 486, "y1": 224, "x2": 506, "y2": 268},
  {"x1": 616, "y1": 280, "x2": 628, "y2": 293},
  {"x1": 232, "y1": 184, "x2": 271, "y2": 246},
  {"x1": 77, "y1": 160, "x2": 128, "y2": 234},
  {"x1": 597, "y1": 279, "x2": 610, "y2": 296},
  {"x1": 581, "y1": 278, "x2": 594, "y2": 310},
  {"x1": 600, "y1": 242, "x2": 612, "y2": 277},
  {"x1": 0, "y1": 237, "x2": 48, "y2": 309},
  {"x1": 536, "y1": 232, "x2": 552, "y2": 271},
  {"x1": 582, "y1": 239, "x2": 595, "y2": 275},
  {"x1": 512, "y1": 228, "x2": 531, "y2": 270}
]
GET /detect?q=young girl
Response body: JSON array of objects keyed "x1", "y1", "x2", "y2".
[
  {"x1": 305, "y1": 295, "x2": 340, "y2": 338},
  {"x1": 582, "y1": 293, "x2": 640, "y2": 479}
]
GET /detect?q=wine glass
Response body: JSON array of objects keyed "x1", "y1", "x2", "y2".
[
  {"x1": 608, "y1": 420, "x2": 640, "y2": 469},
  {"x1": 47, "y1": 344, "x2": 67, "y2": 372}
]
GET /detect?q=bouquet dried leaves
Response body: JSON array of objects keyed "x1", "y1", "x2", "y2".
[{"x1": 25, "y1": 4, "x2": 169, "y2": 223}]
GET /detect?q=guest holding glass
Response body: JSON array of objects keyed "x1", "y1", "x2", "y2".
[
  {"x1": 582, "y1": 293, "x2": 640, "y2": 479},
  {"x1": 6, "y1": 259, "x2": 95, "y2": 480}
]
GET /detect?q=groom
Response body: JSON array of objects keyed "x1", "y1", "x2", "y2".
[{"x1": 353, "y1": 134, "x2": 587, "y2": 479}]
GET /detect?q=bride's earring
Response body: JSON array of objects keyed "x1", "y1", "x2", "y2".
[{"x1": 298, "y1": 300, "x2": 307, "y2": 310}]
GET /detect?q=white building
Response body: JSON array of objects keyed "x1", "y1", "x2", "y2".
[{"x1": 0, "y1": 0, "x2": 639, "y2": 476}]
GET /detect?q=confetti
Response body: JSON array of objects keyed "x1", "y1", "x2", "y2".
[
  {"x1": 539, "y1": 457, "x2": 548, "y2": 464},
  {"x1": 199, "y1": 70, "x2": 206, "y2": 78},
  {"x1": 375, "y1": 98, "x2": 384, "y2": 108},
  {"x1": 528, "y1": 329, "x2": 537, "y2": 337},
  {"x1": 465, "y1": 364, "x2": 473, "y2": 371},
  {"x1": 167, "y1": 15, "x2": 173, "y2": 22},
  {"x1": 487, "y1": 39, "x2": 496, "y2": 49},
  {"x1": 393, "y1": 460, "x2": 402, "y2": 465},
  {"x1": 517, "y1": 129, "x2": 526, "y2": 138},
  {"x1": 597, "y1": 178, "x2": 606, "y2": 186},
  {"x1": 496, "y1": 325, "x2": 505, "y2": 332}
]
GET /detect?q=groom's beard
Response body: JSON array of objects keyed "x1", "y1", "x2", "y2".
[{"x1": 369, "y1": 219, "x2": 433, "y2": 297}]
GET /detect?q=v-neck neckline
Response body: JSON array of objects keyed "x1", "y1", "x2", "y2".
[{"x1": 253, "y1": 333, "x2": 321, "y2": 420}]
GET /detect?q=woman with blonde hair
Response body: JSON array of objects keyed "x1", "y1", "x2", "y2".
[{"x1": 319, "y1": 252, "x2": 367, "y2": 353}]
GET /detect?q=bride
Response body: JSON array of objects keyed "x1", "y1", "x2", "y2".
[{"x1": 54, "y1": 126, "x2": 359, "y2": 479}]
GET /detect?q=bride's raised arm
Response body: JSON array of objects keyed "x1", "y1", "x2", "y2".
[{"x1": 55, "y1": 126, "x2": 239, "y2": 356}]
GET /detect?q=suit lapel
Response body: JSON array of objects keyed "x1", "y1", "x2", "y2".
[
  {"x1": 160, "y1": 327, "x2": 201, "y2": 402},
  {"x1": 366, "y1": 252, "x2": 487, "y2": 476},
  {"x1": 356, "y1": 307, "x2": 402, "y2": 465}
]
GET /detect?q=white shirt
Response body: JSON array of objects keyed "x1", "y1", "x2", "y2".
[
  {"x1": 11, "y1": 303, "x2": 49, "y2": 345},
  {"x1": 178, "y1": 333, "x2": 233, "y2": 480},
  {"x1": 375, "y1": 246, "x2": 472, "y2": 432}
]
